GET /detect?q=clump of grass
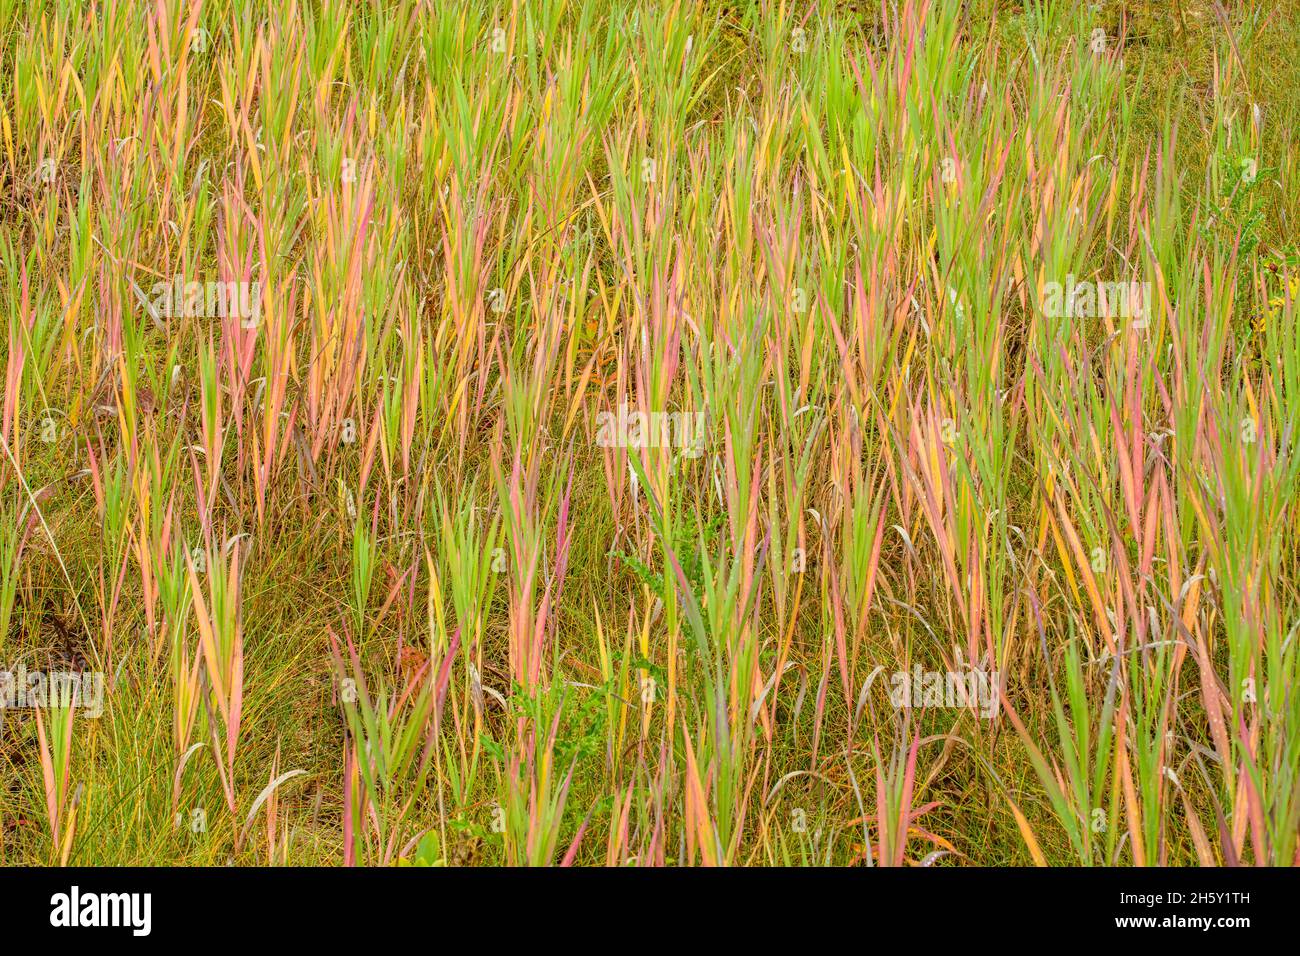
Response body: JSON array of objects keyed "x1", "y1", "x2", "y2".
[{"x1": 0, "y1": 0, "x2": 1296, "y2": 868}]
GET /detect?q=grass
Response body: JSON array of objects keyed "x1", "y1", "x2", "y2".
[{"x1": 0, "y1": 0, "x2": 1298, "y2": 867}]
